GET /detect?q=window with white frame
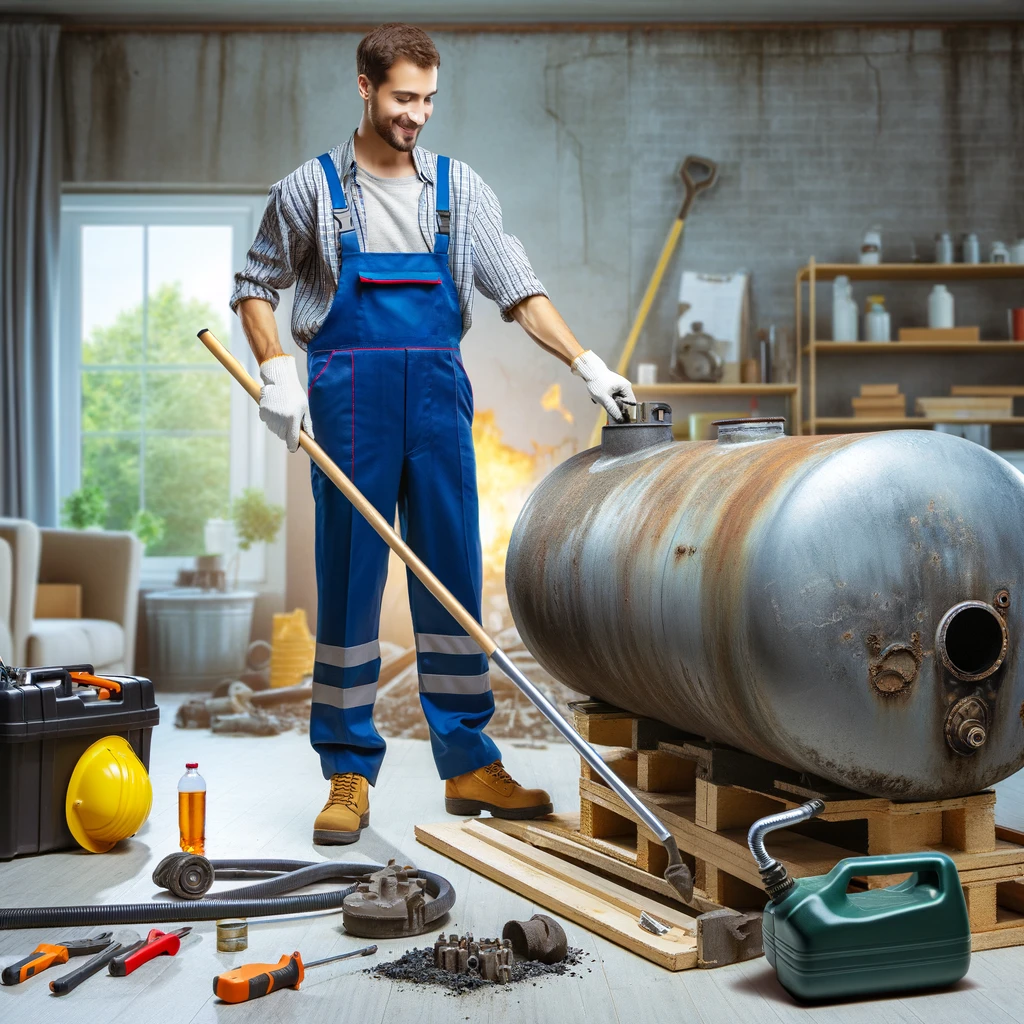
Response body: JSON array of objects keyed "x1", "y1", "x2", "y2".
[{"x1": 59, "y1": 195, "x2": 271, "y2": 582}]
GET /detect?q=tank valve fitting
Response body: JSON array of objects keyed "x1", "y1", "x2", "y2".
[
  {"x1": 747, "y1": 799, "x2": 825, "y2": 901},
  {"x1": 945, "y1": 696, "x2": 990, "y2": 756}
]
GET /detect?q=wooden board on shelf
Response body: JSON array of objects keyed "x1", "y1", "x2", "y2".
[
  {"x1": 815, "y1": 416, "x2": 1024, "y2": 429},
  {"x1": 860, "y1": 383, "x2": 901, "y2": 396},
  {"x1": 951, "y1": 385, "x2": 1024, "y2": 397},
  {"x1": 807, "y1": 342, "x2": 1024, "y2": 354},
  {"x1": 899, "y1": 326, "x2": 981, "y2": 342},
  {"x1": 799, "y1": 263, "x2": 1024, "y2": 282},
  {"x1": 916, "y1": 396, "x2": 1014, "y2": 418}
]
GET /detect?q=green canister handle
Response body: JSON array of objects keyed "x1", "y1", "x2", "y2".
[{"x1": 824, "y1": 852, "x2": 960, "y2": 899}]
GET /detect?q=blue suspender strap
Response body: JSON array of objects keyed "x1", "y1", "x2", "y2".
[
  {"x1": 434, "y1": 155, "x2": 451, "y2": 255},
  {"x1": 316, "y1": 153, "x2": 359, "y2": 257}
]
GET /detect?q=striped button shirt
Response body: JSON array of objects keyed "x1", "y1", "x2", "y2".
[{"x1": 230, "y1": 132, "x2": 548, "y2": 346}]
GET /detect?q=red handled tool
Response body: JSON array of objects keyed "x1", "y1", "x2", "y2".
[
  {"x1": 213, "y1": 944, "x2": 377, "y2": 1003},
  {"x1": 108, "y1": 927, "x2": 191, "y2": 976},
  {"x1": 2, "y1": 932, "x2": 113, "y2": 985}
]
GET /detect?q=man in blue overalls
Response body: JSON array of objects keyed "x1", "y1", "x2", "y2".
[{"x1": 233, "y1": 24, "x2": 635, "y2": 844}]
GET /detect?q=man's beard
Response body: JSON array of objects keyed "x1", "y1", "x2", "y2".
[{"x1": 369, "y1": 102, "x2": 420, "y2": 152}]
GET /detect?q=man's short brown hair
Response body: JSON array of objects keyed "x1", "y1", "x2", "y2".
[{"x1": 357, "y1": 24, "x2": 440, "y2": 88}]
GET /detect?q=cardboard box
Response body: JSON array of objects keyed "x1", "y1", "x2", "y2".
[
  {"x1": 897, "y1": 327, "x2": 981, "y2": 342},
  {"x1": 859, "y1": 384, "x2": 901, "y2": 397},
  {"x1": 34, "y1": 583, "x2": 83, "y2": 619}
]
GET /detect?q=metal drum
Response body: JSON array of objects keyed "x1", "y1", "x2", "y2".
[{"x1": 505, "y1": 411, "x2": 1024, "y2": 799}]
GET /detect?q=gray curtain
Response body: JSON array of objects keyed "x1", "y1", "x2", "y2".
[{"x1": 0, "y1": 23, "x2": 61, "y2": 525}]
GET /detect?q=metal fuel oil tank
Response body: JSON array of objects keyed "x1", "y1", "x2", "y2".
[{"x1": 505, "y1": 408, "x2": 1024, "y2": 799}]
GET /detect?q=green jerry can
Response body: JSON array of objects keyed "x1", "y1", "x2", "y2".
[{"x1": 750, "y1": 802, "x2": 971, "y2": 1002}]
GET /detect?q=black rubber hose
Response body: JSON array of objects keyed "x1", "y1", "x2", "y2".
[{"x1": 0, "y1": 859, "x2": 456, "y2": 931}]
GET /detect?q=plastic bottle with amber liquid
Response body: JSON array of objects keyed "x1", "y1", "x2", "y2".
[{"x1": 178, "y1": 762, "x2": 206, "y2": 855}]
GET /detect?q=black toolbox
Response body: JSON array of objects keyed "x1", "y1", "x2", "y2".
[{"x1": 0, "y1": 663, "x2": 160, "y2": 860}]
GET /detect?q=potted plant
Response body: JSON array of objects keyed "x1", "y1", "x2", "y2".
[{"x1": 61, "y1": 486, "x2": 107, "y2": 530}]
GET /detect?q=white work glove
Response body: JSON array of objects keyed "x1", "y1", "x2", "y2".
[
  {"x1": 571, "y1": 350, "x2": 637, "y2": 423},
  {"x1": 258, "y1": 355, "x2": 313, "y2": 453}
]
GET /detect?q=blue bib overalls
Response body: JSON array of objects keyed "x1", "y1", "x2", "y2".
[{"x1": 306, "y1": 152, "x2": 501, "y2": 785}]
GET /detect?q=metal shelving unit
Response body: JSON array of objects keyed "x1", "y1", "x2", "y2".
[{"x1": 796, "y1": 259, "x2": 1024, "y2": 434}]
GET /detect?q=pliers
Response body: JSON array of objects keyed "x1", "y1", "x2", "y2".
[
  {"x1": 1, "y1": 931, "x2": 113, "y2": 985},
  {"x1": 108, "y1": 927, "x2": 192, "y2": 977}
]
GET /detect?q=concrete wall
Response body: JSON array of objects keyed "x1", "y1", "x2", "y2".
[{"x1": 60, "y1": 25, "x2": 1024, "y2": 634}]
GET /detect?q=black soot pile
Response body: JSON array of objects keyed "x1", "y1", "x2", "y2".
[{"x1": 370, "y1": 945, "x2": 590, "y2": 995}]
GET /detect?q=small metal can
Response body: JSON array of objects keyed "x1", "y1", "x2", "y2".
[{"x1": 216, "y1": 919, "x2": 248, "y2": 953}]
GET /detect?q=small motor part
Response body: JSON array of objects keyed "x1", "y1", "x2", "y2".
[
  {"x1": 216, "y1": 919, "x2": 248, "y2": 953},
  {"x1": 433, "y1": 932, "x2": 513, "y2": 982},
  {"x1": 152, "y1": 851, "x2": 215, "y2": 900},
  {"x1": 501, "y1": 914, "x2": 568, "y2": 963},
  {"x1": 342, "y1": 860, "x2": 434, "y2": 938},
  {"x1": 671, "y1": 321, "x2": 724, "y2": 383}
]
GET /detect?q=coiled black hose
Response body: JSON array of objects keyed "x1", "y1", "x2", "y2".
[{"x1": 0, "y1": 858, "x2": 456, "y2": 931}]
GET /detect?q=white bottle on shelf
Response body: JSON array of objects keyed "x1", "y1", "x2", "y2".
[
  {"x1": 864, "y1": 295, "x2": 891, "y2": 342},
  {"x1": 831, "y1": 276, "x2": 858, "y2": 341},
  {"x1": 927, "y1": 285, "x2": 955, "y2": 329},
  {"x1": 859, "y1": 225, "x2": 882, "y2": 265}
]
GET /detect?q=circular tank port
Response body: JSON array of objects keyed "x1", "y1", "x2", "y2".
[{"x1": 936, "y1": 601, "x2": 1008, "y2": 682}]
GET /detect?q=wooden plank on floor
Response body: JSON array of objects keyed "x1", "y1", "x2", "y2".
[
  {"x1": 463, "y1": 819, "x2": 700, "y2": 931},
  {"x1": 483, "y1": 815, "x2": 725, "y2": 915},
  {"x1": 414, "y1": 820, "x2": 698, "y2": 971}
]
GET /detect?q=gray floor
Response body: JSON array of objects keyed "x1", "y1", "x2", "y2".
[{"x1": 3, "y1": 693, "x2": 1024, "y2": 1024}]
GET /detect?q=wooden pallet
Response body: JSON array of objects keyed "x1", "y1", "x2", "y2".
[{"x1": 568, "y1": 700, "x2": 1024, "y2": 951}]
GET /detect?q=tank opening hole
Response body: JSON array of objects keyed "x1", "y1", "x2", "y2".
[{"x1": 939, "y1": 604, "x2": 1006, "y2": 680}]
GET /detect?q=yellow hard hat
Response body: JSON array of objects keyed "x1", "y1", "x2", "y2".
[{"x1": 66, "y1": 735, "x2": 153, "y2": 853}]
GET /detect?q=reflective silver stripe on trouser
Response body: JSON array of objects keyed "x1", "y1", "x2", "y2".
[
  {"x1": 312, "y1": 681, "x2": 378, "y2": 710},
  {"x1": 414, "y1": 633, "x2": 483, "y2": 656},
  {"x1": 418, "y1": 673, "x2": 492, "y2": 695},
  {"x1": 315, "y1": 639, "x2": 381, "y2": 667}
]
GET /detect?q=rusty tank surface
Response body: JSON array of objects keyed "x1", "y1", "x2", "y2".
[{"x1": 505, "y1": 409, "x2": 1024, "y2": 800}]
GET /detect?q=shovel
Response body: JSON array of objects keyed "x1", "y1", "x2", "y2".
[{"x1": 198, "y1": 328, "x2": 695, "y2": 905}]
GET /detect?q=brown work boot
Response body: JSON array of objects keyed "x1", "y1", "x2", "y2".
[
  {"x1": 445, "y1": 761, "x2": 553, "y2": 820},
  {"x1": 312, "y1": 773, "x2": 370, "y2": 845}
]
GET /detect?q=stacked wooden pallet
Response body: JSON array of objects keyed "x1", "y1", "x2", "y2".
[
  {"x1": 418, "y1": 701, "x2": 1024, "y2": 971},
  {"x1": 566, "y1": 701, "x2": 1024, "y2": 950}
]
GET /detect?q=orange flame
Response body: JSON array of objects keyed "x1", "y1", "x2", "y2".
[{"x1": 540, "y1": 383, "x2": 574, "y2": 424}]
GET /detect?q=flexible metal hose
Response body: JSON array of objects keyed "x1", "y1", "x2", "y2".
[
  {"x1": 0, "y1": 859, "x2": 456, "y2": 931},
  {"x1": 747, "y1": 799, "x2": 825, "y2": 900}
]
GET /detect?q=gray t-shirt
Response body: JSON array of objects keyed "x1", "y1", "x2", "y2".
[{"x1": 357, "y1": 166, "x2": 428, "y2": 254}]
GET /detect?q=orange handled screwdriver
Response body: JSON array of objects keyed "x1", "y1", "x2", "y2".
[{"x1": 213, "y1": 944, "x2": 377, "y2": 1003}]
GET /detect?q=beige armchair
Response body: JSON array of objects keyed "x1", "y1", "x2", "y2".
[
  {"x1": 30, "y1": 528, "x2": 142, "y2": 674},
  {"x1": 0, "y1": 519, "x2": 141, "y2": 673},
  {"x1": 0, "y1": 518, "x2": 41, "y2": 665}
]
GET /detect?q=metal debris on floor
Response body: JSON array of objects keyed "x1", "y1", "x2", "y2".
[{"x1": 369, "y1": 942, "x2": 588, "y2": 995}]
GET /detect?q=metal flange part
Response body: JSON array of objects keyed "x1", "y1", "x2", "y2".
[{"x1": 342, "y1": 860, "x2": 436, "y2": 938}]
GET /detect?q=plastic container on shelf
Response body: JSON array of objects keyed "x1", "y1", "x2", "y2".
[
  {"x1": 934, "y1": 232, "x2": 954, "y2": 264},
  {"x1": 831, "y1": 276, "x2": 858, "y2": 341},
  {"x1": 928, "y1": 285, "x2": 955, "y2": 328},
  {"x1": 178, "y1": 762, "x2": 207, "y2": 855},
  {"x1": 864, "y1": 295, "x2": 891, "y2": 342}
]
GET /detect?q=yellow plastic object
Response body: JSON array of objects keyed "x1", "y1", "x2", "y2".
[
  {"x1": 65, "y1": 735, "x2": 153, "y2": 853},
  {"x1": 270, "y1": 608, "x2": 317, "y2": 688}
]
